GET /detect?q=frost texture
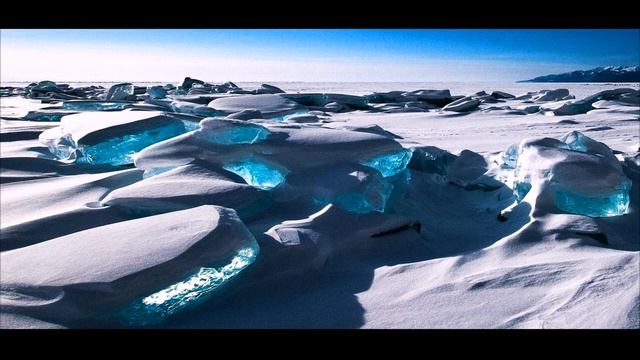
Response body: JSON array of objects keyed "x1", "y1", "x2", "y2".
[
  {"x1": 120, "y1": 243, "x2": 259, "y2": 326},
  {"x1": 223, "y1": 158, "x2": 287, "y2": 190},
  {"x1": 360, "y1": 149, "x2": 412, "y2": 177}
]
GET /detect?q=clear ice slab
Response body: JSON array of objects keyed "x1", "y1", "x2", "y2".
[
  {"x1": 514, "y1": 180, "x2": 532, "y2": 202},
  {"x1": 77, "y1": 120, "x2": 200, "y2": 166},
  {"x1": 555, "y1": 181, "x2": 631, "y2": 217},
  {"x1": 408, "y1": 146, "x2": 457, "y2": 175},
  {"x1": 360, "y1": 148, "x2": 412, "y2": 177},
  {"x1": 197, "y1": 119, "x2": 270, "y2": 145},
  {"x1": 40, "y1": 111, "x2": 201, "y2": 166},
  {"x1": 104, "y1": 83, "x2": 134, "y2": 101},
  {"x1": 119, "y1": 243, "x2": 259, "y2": 327},
  {"x1": 312, "y1": 170, "x2": 394, "y2": 214},
  {"x1": 502, "y1": 143, "x2": 519, "y2": 169},
  {"x1": 62, "y1": 101, "x2": 132, "y2": 111},
  {"x1": 222, "y1": 157, "x2": 288, "y2": 190}
]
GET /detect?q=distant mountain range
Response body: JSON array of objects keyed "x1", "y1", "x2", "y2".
[{"x1": 521, "y1": 66, "x2": 640, "y2": 83}]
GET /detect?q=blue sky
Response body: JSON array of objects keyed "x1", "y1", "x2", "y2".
[{"x1": 1, "y1": 29, "x2": 638, "y2": 82}]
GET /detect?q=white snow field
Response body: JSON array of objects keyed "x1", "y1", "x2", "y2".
[{"x1": 0, "y1": 80, "x2": 638, "y2": 329}]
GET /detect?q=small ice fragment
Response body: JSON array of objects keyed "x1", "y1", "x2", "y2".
[
  {"x1": 502, "y1": 143, "x2": 519, "y2": 168},
  {"x1": 513, "y1": 180, "x2": 532, "y2": 202},
  {"x1": 223, "y1": 158, "x2": 287, "y2": 190},
  {"x1": 360, "y1": 148, "x2": 412, "y2": 177},
  {"x1": 105, "y1": 83, "x2": 134, "y2": 101}
]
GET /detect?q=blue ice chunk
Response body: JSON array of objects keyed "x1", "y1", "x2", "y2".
[
  {"x1": 32, "y1": 80, "x2": 58, "y2": 91},
  {"x1": 313, "y1": 174, "x2": 394, "y2": 214},
  {"x1": 223, "y1": 158, "x2": 287, "y2": 190},
  {"x1": 105, "y1": 83, "x2": 134, "y2": 101},
  {"x1": 47, "y1": 134, "x2": 78, "y2": 162},
  {"x1": 555, "y1": 181, "x2": 631, "y2": 217},
  {"x1": 408, "y1": 146, "x2": 456, "y2": 175},
  {"x1": 267, "y1": 111, "x2": 310, "y2": 122},
  {"x1": 202, "y1": 124, "x2": 269, "y2": 145},
  {"x1": 62, "y1": 101, "x2": 131, "y2": 111},
  {"x1": 562, "y1": 131, "x2": 588, "y2": 152},
  {"x1": 76, "y1": 121, "x2": 199, "y2": 166},
  {"x1": 120, "y1": 243, "x2": 259, "y2": 326},
  {"x1": 513, "y1": 180, "x2": 532, "y2": 202},
  {"x1": 502, "y1": 144, "x2": 519, "y2": 169},
  {"x1": 147, "y1": 86, "x2": 167, "y2": 99},
  {"x1": 360, "y1": 148, "x2": 412, "y2": 177},
  {"x1": 23, "y1": 112, "x2": 68, "y2": 122}
]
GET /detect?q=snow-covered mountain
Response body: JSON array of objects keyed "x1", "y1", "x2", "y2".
[{"x1": 522, "y1": 66, "x2": 640, "y2": 83}]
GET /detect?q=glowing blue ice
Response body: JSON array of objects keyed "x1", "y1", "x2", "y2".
[
  {"x1": 408, "y1": 147, "x2": 456, "y2": 175},
  {"x1": 76, "y1": 121, "x2": 199, "y2": 166},
  {"x1": 267, "y1": 111, "x2": 310, "y2": 122},
  {"x1": 120, "y1": 243, "x2": 259, "y2": 326},
  {"x1": 62, "y1": 101, "x2": 131, "y2": 111},
  {"x1": 555, "y1": 181, "x2": 631, "y2": 217},
  {"x1": 562, "y1": 131, "x2": 588, "y2": 152},
  {"x1": 313, "y1": 176, "x2": 393, "y2": 214},
  {"x1": 223, "y1": 158, "x2": 287, "y2": 190},
  {"x1": 202, "y1": 125, "x2": 269, "y2": 145},
  {"x1": 24, "y1": 112, "x2": 67, "y2": 122},
  {"x1": 360, "y1": 149, "x2": 412, "y2": 177},
  {"x1": 502, "y1": 144, "x2": 519, "y2": 169},
  {"x1": 513, "y1": 180, "x2": 532, "y2": 202}
]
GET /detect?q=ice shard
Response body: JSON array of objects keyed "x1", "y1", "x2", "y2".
[
  {"x1": 555, "y1": 181, "x2": 631, "y2": 217},
  {"x1": 198, "y1": 119, "x2": 270, "y2": 145},
  {"x1": 513, "y1": 180, "x2": 532, "y2": 202},
  {"x1": 561, "y1": 130, "x2": 590, "y2": 152},
  {"x1": 147, "y1": 86, "x2": 167, "y2": 99},
  {"x1": 223, "y1": 158, "x2": 288, "y2": 190},
  {"x1": 120, "y1": 242, "x2": 259, "y2": 326},
  {"x1": 502, "y1": 143, "x2": 519, "y2": 169},
  {"x1": 77, "y1": 121, "x2": 200, "y2": 166},
  {"x1": 40, "y1": 111, "x2": 200, "y2": 166},
  {"x1": 360, "y1": 148, "x2": 412, "y2": 177},
  {"x1": 62, "y1": 101, "x2": 132, "y2": 111},
  {"x1": 408, "y1": 146, "x2": 457, "y2": 175},
  {"x1": 105, "y1": 83, "x2": 134, "y2": 101},
  {"x1": 312, "y1": 170, "x2": 394, "y2": 214}
]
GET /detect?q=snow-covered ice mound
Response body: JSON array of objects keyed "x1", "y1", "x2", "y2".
[
  {"x1": 39, "y1": 111, "x2": 200, "y2": 165},
  {"x1": 208, "y1": 94, "x2": 304, "y2": 117},
  {"x1": 498, "y1": 131, "x2": 631, "y2": 218},
  {"x1": 1, "y1": 205, "x2": 258, "y2": 327}
]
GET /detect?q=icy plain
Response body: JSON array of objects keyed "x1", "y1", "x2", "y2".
[{"x1": 0, "y1": 80, "x2": 638, "y2": 329}]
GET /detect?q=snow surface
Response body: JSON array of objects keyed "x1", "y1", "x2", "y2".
[{"x1": 1, "y1": 80, "x2": 638, "y2": 329}]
